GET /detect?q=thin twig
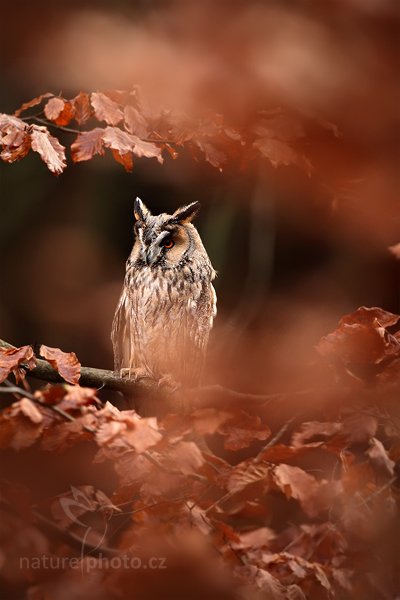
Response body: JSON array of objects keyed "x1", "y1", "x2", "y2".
[
  {"x1": 29, "y1": 117, "x2": 177, "y2": 145},
  {"x1": 1, "y1": 379, "x2": 95, "y2": 433},
  {"x1": 255, "y1": 415, "x2": 298, "y2": 462}
]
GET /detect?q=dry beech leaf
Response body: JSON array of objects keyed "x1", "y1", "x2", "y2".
[
  {"x1": 39, "y1": 345, "x2": 81, "y2": 385},
  {"x1": 167, "y1": 440, "x2": 204, "y2": 475},
  {"x1": 339, "y1": 306, "x2": 400, "y2": 328},
  {"x1": 194, "y1": 139, "x2": 226, "y2": 169},
  {"x1": 71, "y1": 128, "x2": 105, "y2": 162},
  {"x1": 111, "y1": 149, "x2": 133, "y2": 172},
  {"x1": 124, "y1": 105, "x2": 149, "y2": 138},
  {"x1": 0, "y1": 345, "x2": 36, "y2": 383},
  {"x1": 102, "y1": 126, "x2": 163, "y2": 163},
  {"x1": 123, "y1": 415, "x2": 162, "y2": 453},
  {"x1": 272, "y1": 464, "x2": 339, "y2": 517},
  {"x1": 0, "y1": 398, "x2": 45, "y2": 450},
  {"x1": 30, "y1": 127, "x2": 67, "y2": 174},
  {"x1": 44, "y1": 97, "x2": 66, "y2": 121},
  {"x1": 243, "y1": 566, "x2": 285, "y2": 599},
  {"x1": 254, "y1": 136, "x2": 312, "y2": 173},
  {"x1": 293, "y1": 415, "x2": 378, "y2": 450},
  {"x1": 14, "y1": 93, "x2": 53, "y2": 117},
  {"x1": 227, "y1": 461, "x2": 270, "y2": 493},
  {"x1": 218, "y1": 410, "x2": 271, "y2": 451},
  {"x1": 366, "y1": 437, "x2": 395, "y2": 476},
  {"x1": 44, "y1": 97, "x2": 75, "y2": 127},
  {"x1": 72, "y1": 92, "x2": 92, "y2": 125},
  {"x1": 91, "y1": 92, "x2": 123, "y2": 126},
  {"x1": 17, "y1": 398, "x2": 43, "y2": 424},
  {"x1": 317, "y1": 312, "x2": 400, "y2": 365}
]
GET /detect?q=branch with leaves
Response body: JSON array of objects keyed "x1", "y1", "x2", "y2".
[
  {"x1": 0, "y1": 338, "x2": 309, "y2": 418},
  {"x1": 1, "y1": 306, "x2": 400, "y2": 598},
  {"x1": 0, "y1": 89, "x2": 331, "y2": 175}
]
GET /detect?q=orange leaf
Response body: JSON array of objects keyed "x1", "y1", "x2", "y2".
[
  {"x1": 44, "y1": 97, "x2": 75, "y2": 127},
  {"x1": 0, "y1": 345, "x2": 36, "y2": 383},
  {"x1": 111, "y1": 149, "x2": 133, "y2": 172},
  {"x1": 39, "y1": 345, "x2": 81, "y2": 385}
]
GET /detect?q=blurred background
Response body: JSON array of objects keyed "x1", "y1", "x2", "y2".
[{"x1": 1, "y1": 0, "x2": 400, "y2": 394}]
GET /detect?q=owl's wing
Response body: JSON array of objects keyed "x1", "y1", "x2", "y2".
[
  {"x1": 181, "y1": 283, "x2": 217, "y2": 385},
  {"x1": 111, "y1": 287, "x2": 135, "y2": 372}
]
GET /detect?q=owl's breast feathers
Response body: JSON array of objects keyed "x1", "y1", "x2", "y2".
[{"x1": 112, "y1": 260, "x2": 216, "y2": 385}]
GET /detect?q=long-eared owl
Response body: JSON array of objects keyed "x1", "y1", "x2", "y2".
[{"x1": 111, "y1": 198, "x2": 217, "y2": 386}]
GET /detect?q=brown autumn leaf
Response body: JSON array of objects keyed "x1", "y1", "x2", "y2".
[
  {"x1": 0, "y1": 114, "x2": 32, "y2": 164},
  {"x1": 91, "y1": 92, "x2": 123, "y2": 126},
  {"x1": 0, "y1": 132, "x2": 31, "y2": 163},
  {"x1": 293, "y1": 415, "x2": 378, "y2": 449},
  {"x1": 17, "y1": 397, "x2": 43, "y2": 424},
  {"x1": 123, "y1": 415, "x2": 163, "y2": 453},
  {"x1": 44, "y1": 97, "x2": 75, "y2": 126},
  {"x1": 130, "y1": 135, "x2": 164, "y2": 163},
  {"x1": 240, "y1": 566, "x2": 285, "y2": 600},
  {"x1": 254, "y1": 136, "x2": 312, "y2": 172},
  {"x1": 71, "y1": 128, "x2": 105, "y2": 163},
  {"x1": 0, "y1": 398, "x2": 45, "y2": 450},
  {"x1": 254, "y1": 114, "x2": 305, "y2": 141},
  {"x1": 292, "y1": 422, "x2": 342, "y2": 447},
  {"x1": 72, "y1": 92, "x2": 92, "y2": 125},
  {"x1": 366, "y1": 437, "x2": 395, "y2": 476},
  {"x1": 191, "y1": 408, "x2": 233, "y2": 436},
  {"x1": 272, "y1": 464, "x2": 322, "y2": 517},
  {"x1": 39, "y1": 344, "x2": 81, "y2": 385},
  {"x1": 14, "y1": 93, "x2": 53, "y2": 117},
  {"x1": 111, "y1": 149, "x2": 133, "y2": 172},
  {"x1": 0, "y1": 114, "x2": 26, "y2": 141},
  {"x1": 339, "y1": 306, "x2": 400, "y2": 328},
  {"x1": 30, "y1": 126, "x2": 67, "y2": 174},
  {"x1": 102, "y1": 126, "x2": 163, "y2": 163},
  {"x1": 317, "y1": 321, "x2": 399, "y2": 366},
  {"x1": 0, "y1": 345, "x2": 36, "y2": 383},
  {"x1": 258, "y1": 442, "x2": 325, "y2": 463},
  {"x1": 232, "y1": 527, "x2": 276, "y2": 549},
  {"x1": 56, "y1": 386, "x2": 99, "y2": 411},
  {"x1": 124, "y1": 105, "x2": 149, "y2": 138},
  {"x1": 194, "y1": 139, "x2": 226, "y2": 170},
  {"x1": 218, "y1": 410, "x2": 271, "y2": 451},
  {"x1": 167, "y1": 441, "x2": 205, "y2": 475},
  {"x1": 227, "y1": 461, "x2": 270, "y2": 493}
]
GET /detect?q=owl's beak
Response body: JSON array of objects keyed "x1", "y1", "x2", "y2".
[
  {"x1": 144, "y1": 246, "x2": 161, "y2": 267},
  {"x1": 144, "y1": 231, "x2": 170, "y2": 266},
  {"x1": 145, "y1": 244, "x2": 162, "y2": 266}
]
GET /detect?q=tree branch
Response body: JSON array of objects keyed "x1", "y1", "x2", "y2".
[{"x1": 0, "y1": 338, "x2": 311, "y2": 412}]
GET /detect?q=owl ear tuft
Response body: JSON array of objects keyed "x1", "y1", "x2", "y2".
[
  {"x1": 170, "y1": 202, "x2": 201, "y2": 224},
  {"x1": 134, "y1": 197, "x2": 150, "y2": 223}
]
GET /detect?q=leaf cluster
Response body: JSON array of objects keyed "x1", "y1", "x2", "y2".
[{"x1": 1, "y1": 307, "x2": 400, "y2": 598}]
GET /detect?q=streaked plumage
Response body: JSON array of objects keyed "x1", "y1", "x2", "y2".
[{"x1": 112, "y1": 198, "x2": 216, "y2": 385}]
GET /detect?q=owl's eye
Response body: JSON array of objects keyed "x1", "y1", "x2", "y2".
[{"x1": 163, "y1": 238, "x2": 174, "y2": 249}]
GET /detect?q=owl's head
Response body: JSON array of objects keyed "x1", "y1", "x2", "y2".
[{"x1": 130, "y1": 197, "x2": 206, "y2": 269}]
